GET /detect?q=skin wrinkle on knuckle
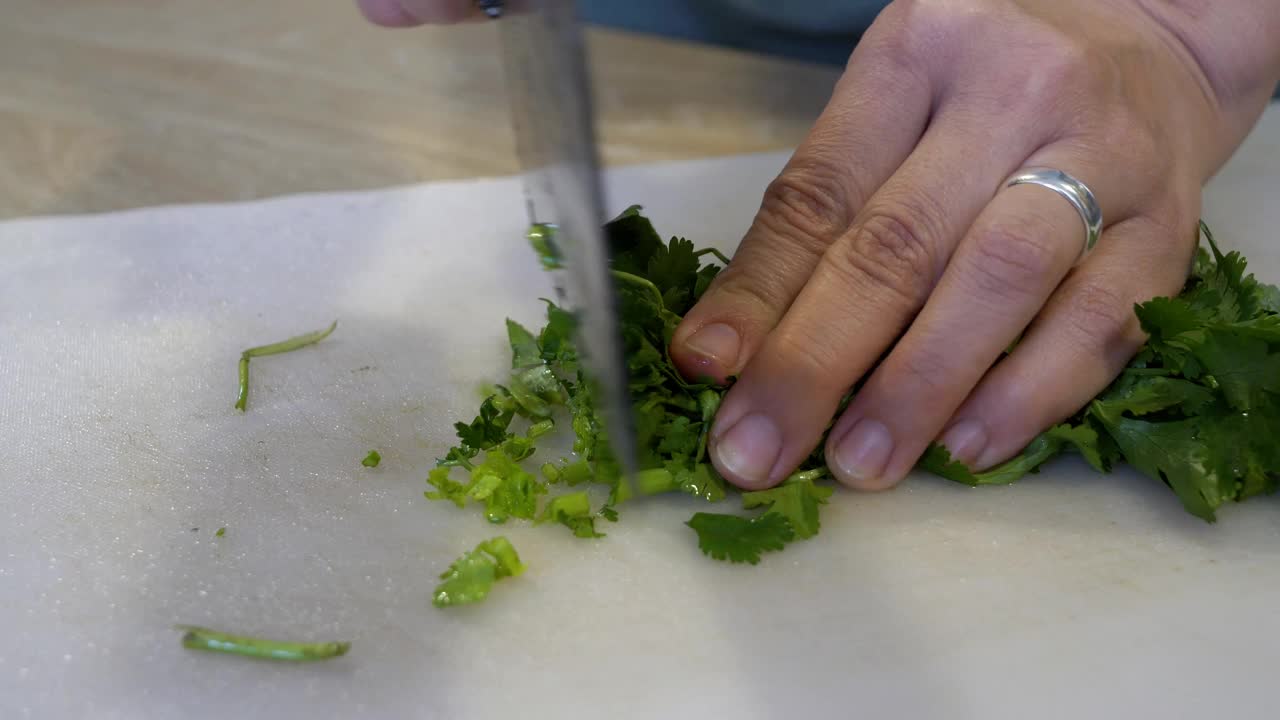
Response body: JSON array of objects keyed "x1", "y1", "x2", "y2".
[
  {"x1": 770, "y1": 318, "x2": 868, "y2": 386},
  {"x1": 878, "y1": 0, "x2": 977, "y2": 55},
  {"x1": 832, "y1": 208, "x2": 937, "y2": 309},
  {"x1": 1061, "y1": 278, "x2": 1140, "y2": 360},
  {"x1": 757, "y1": 163, "x2": 854, "y2": 249},
  {"x1": 703, "y1": 271, "x2": 790, "y2": 329},
  {"x1": 888, "y1": 343, "x2": 954, "y2": 396},
  {"x1": 962, "y1": 220, "x2": 1063, "y2": 304},
  {"x1": 696, "y1": 223, "x2": 829, "y2": 322}
]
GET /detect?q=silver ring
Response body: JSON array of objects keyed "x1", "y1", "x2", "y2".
[{"x1": 1005, "y1": 167, "x2": 1103, "y2": 262}]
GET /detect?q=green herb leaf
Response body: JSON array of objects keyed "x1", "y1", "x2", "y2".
[
  {"x1": 538, "y1": 491, "x2": 605, "y2": 538},
  {"x1": 361, "y1": 450, "x2": 382, "y2": 468},
  {"x1": 686, "y1": 512, "x2": 795, "y2": 564},
  {"x1": 741, "y1": 475, "x2": 833, "y2": 539},
  {"x1": 506, "y1": 319, "x2": 543, "y2": 369},
  {"x1": 433, "y1": 536, "x2": 525, "y2": 608}
]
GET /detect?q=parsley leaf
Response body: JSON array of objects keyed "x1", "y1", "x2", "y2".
[
  {"x1": 686, "y1": 512, "x2": 795, "y2": 564},
  {"x1": 740, "y1": 475, "x2": 833, "y2": 539},
  {"x1": 432, "y1": 536, "x2": 525, "y2": 608},
  {"x1": 506, "y1": 319, "x2": 543, "y2": 369},
  {"x1": 441, "y1": 394, "x2": 516, "y2": 468},
  {"x1": 922, "y1": 423, "x2": 1106, "y2": 487},
  {"x1": 418, "y1": 209, "x2": 1279, "y2": 609}
]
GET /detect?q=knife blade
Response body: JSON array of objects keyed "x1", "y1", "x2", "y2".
[{"x1": 490, "y1": 0, "x2": 640, "y2": 488}]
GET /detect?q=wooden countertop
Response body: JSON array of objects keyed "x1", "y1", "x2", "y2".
[{"x1": 0, "y1": 0, "x2": 839, "y2": 219}]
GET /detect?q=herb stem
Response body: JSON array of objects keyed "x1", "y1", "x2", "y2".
[
  {"x1": 235, "y1": 320, "x2": 337, "y2": 411},
  {"x1": 785, "y1": 468, "x2": 830, "y2": 484},
  {"x1": 694, "y1": 247, "x2": 732, "y2": 266},
  {"x1": 178, "y1": 625, "x2": 350, "y2": 662},
  {"x1": 610, "y1": 270, "x2": 667, "y2": 307}
]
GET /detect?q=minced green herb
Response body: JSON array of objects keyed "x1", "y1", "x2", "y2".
[
  {"x1": 425, "y1": 209, "x2": 1277, "y2": 594},
  {"x1": 432, "y1": 536, "x2": 525, "y2": 608}
]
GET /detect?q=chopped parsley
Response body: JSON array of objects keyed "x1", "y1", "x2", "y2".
[
  {"x1": 432, "y1": 536, "x2": 526, "y2": 608},
  {"x1": 423, "y1": 210, "x2": 1278, "y2": 608}
]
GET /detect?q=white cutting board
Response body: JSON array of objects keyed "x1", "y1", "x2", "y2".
[{"x1": 3, "y1": 105, "x2": 1280, "y2": 720}]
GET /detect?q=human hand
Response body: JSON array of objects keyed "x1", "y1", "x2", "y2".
[
  {"x1": 663, "y1": 0, "x2": 1280, "y2": 491},
  {"x1": 357, "y1": 0, "x2": 1280, "y2": 492}
]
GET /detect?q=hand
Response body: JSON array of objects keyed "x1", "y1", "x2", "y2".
[
  {"x1": 664, "y1": 0, "x2": 1280, "y2": 490},
  {"x1": 359, "y1": 0, "x2": 1280, "y2": 492}
]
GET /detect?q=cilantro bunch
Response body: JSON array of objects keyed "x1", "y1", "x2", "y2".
[
  {"x1": 924, "y1": 223, "x2": 1280, "y2": 521},
  {"x1": 428, "y1": 210, "x2": 1279, "y2": 598}
]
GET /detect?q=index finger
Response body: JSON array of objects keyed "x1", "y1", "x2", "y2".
[{"x1": 669, "y1": 10, "x2": 936, "y2": 384}]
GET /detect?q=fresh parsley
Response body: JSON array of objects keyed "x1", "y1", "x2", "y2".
[
  {"x1": 432, "y1": 536, "x2": 526, "y2": 608},
  {"x1": 422, "y1": 210, "x2": 1277, "y2": 609}
]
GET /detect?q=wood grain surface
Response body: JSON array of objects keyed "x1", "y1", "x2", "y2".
[{"x1": 0, "y1": 0, "x2": 840, "y2": 219}]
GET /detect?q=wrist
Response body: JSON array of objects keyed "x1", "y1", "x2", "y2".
[{"x1": 1128, "y1": 0, "x2": 1280, "y2": 106}]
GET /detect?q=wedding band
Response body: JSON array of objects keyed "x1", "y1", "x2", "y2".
[{"x1": 1005, "y1": 167, "x2": 1103, "y2": 262}]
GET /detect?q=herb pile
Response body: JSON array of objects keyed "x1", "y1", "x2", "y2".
[
  {"x1": 923, "y1": 223, "x2": 1280, "y2": 521},
  {"x1": 428, "y1": 209, "x2": 1279, "y2": 605}
]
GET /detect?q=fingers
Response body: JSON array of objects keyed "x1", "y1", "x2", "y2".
[
  {"x1": 822, "y1": 152, "x2": 1130, "y2": 490},
  {"x1": 668, "y1": 30, "x2": 934, "y2": 384},
  {"x1": 707, "y1": 109, "x2": 1038, "y2": 490},
  {"x1": 938, "y1": 211, "x2": 1197, "y2": 471},
  {"x1": 356, "y1": 0, "x2": 481, "y2": 26}
]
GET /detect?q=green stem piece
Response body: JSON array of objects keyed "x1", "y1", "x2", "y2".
[
  {"x1": 178, "y1": 625, "x2": 350, "y2": 662},
  {"x1": 235, "y1": 320, "x2": 338, "y2": 411}
]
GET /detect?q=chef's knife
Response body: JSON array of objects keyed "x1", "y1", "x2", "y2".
[{"x1": 486, "y1": 0, "x2": 640, "y2": 489}]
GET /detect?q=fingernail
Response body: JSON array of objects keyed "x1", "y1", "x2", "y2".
[
  {"x1": 684, "y1": 323, "x2": 740, "y2": 368},
  {"x1": 712, "y1": 413, "x2": 781, "y2": 486},
  {"x1": 940, "y1": 420, "x2": 988, "y2": 466},
  {"x1": 833, "y1": 419, "x2": 894, "y2": 486}
]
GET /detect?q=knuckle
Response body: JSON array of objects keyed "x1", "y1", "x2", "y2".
[
  {"x1": 965, "y1": 220, "x2": 1063, "y2": 301},
  {"x1": 1010, "y1": 32, "x2": 1095, "y2": 103},
  {"x1": 1063, "y1": 278, "x2": 1138, "y2": 356},
  {"x1": 892, "y1": 345, "x2": 953, "y2": 393},
  {"x1": 865, "y1": 0, "x2": 976, "y2": 63},
  {"x1": 757, "y1": 162, "x2": 853, "y2": 255},
  {"x1": 1037, "y1": 38, "x2": 1093, "y2": 88},
  {"x1": 709, "y1": 267, "x2": 792, "y2": 324},
  {"x1": 772, "y1": 322, "x2": 852, "y2": 382},
  {"x1": 1106, "y1": 116, "x2": 1167, "y2": 182},
  {"x1": 833, "y1": 205, "x2": 938, "y2": 306}
]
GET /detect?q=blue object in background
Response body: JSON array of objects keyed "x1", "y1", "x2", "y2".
[
  {"x1": 578, "y1": 0, "x2": 879, "y2": 66},
  {"x1": 580, "y1": 1, "x2": 1280, "y2": 99}
]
